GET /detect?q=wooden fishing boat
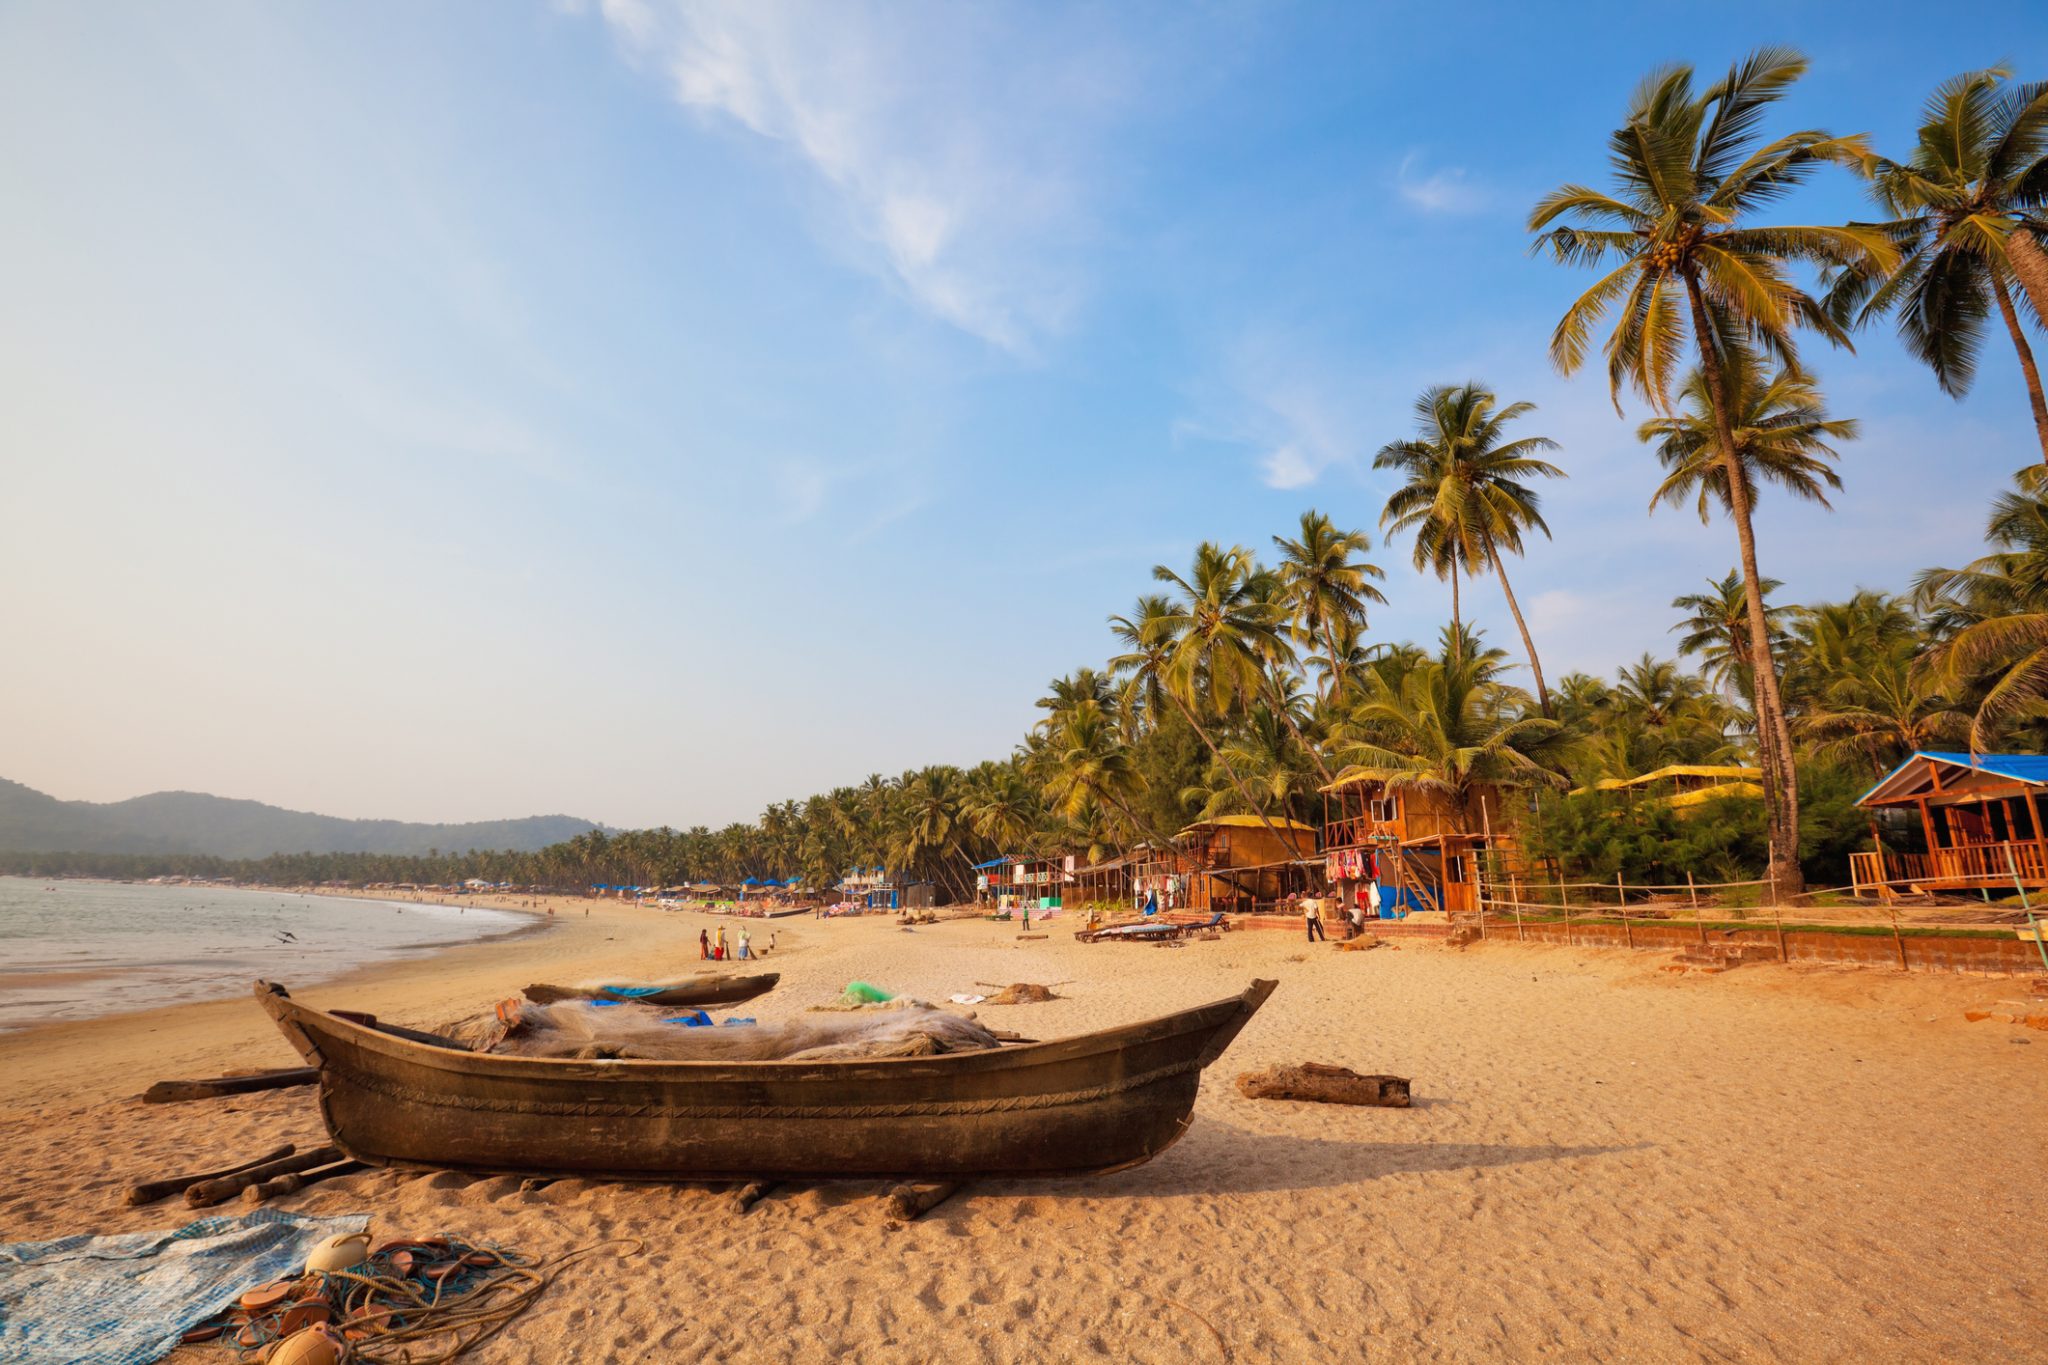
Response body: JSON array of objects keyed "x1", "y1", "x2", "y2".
[
  {"x1": 520, "y1": 973, "x2": 779, "y2": 1008},
  {"x1": 253, "y1": 978, "x2": 1275, "y2": 1181}
]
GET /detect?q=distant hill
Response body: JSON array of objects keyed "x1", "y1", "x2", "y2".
[{"x1": 0, "y1": 778, "x2": 601, "y2": 859}]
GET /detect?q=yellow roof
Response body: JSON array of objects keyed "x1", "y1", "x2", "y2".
[
  {"x1": 1571, "y1": 764, "x2": 1762, "y2": 797},
  {"x1": 1663, "y1": 781, "x2": 1764, "y2": 809},
  {"x1": 1177, "y1": 815, "x2": 1316, "y2": 836}
]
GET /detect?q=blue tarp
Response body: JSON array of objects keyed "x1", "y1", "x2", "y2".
[{"x1": 0, "y1": 1209, "x2": 368, "y2": 1365}]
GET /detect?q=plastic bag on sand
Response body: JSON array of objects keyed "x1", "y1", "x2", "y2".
[{"x1": 441, "y1": 998, "x2": 997, "y2": 1062}]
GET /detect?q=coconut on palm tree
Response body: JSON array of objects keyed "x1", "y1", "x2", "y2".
[
  {"x1": 1826, "y1": 68, "x2": 2048, "y2": 461},
  {"x1": 1375, "y1": 383, "x2": 1566, "y2": 716},
  {"x1": 1529, "y1": 46, "x2": 1895, "y2": 901}
]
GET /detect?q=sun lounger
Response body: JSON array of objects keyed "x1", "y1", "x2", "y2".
[{"x1": 1078, "y1": 911, "x2": 1225, "y2": 944}]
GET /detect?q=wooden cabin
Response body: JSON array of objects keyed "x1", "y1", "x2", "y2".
[
  {"x1": 974, "y1": 855, "x2": 1071, "y2": 911},
  {"x1": 840, "y1": 867, "x2": 903, "y2": 910},
  {"x1": 1852, "y1": 751, "x2": 2048, "y2": 895},
  {"x1": 1068, "y1": 851, "x2": 1139, "y2": 908},
  {"x1": 1319, "y1": 775, "x2": 1523, "y2": 916},
  {"x1": 1157, "y1": 816, "x2": 1318, "y2": 914}
]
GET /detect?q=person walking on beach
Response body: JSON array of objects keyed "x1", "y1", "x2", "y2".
[
  {"x1": 698, "y1": 928, "x2": 710, "y2": 960},
  {"x1": 714, "y1": 925, "x2": 727, "y2": 961},
  {"x1": 1302, "y1": 895, "x2": 1325, "y2": 943}
]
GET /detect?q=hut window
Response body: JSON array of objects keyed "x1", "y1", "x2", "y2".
[{"x1": 1370, "y1": 795, "x2": 1396, "y2": 824}]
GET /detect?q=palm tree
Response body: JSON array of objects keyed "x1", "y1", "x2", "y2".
[
  {"x1": 1671, "y1": 570, "x2": 1790, "y2": 700},
  {"x1": 963, "y1": 761, "x2": 1041, "y2": 855},
  {"x1": 1376, "y1": 383, "x2": 1566, "y2": 714},
  {"x1": 1529, "y1": 47, "x2": 1895, "y2": 901},
  {"x1": 1801, "y1": 645, "x2": 1967, "y2": 775},
  {"x1": 1329, "y1": 631, "x2": 1565, "y2": 825},
  {"x1": 1107, "y1": 594, "x2": 1177, "y2": 738},
  {"x1": 1639, "y1": 352, "x2": 1856, "y2": 523},
  {"x1": 1150, "y1": 543, "x2": 1298, "y2": 844},
  {"x1": 1244, "y1": 562, "x2": 1341, "y2": 786},
  {"x1": 1270, "y1": 511, "x2": 1386, "y2": 698},
  {"x1": 1827, "y1": 69, "x2": 2048, "y2": 461},
  {"x1": 1041, "y1": 704, "x2": 1177, "y2": 850},
  {"x1": 1917, "y1": 474, "x2": 2048, "y2": 747}
]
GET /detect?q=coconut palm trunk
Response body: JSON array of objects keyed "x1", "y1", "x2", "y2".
[
  {"x1": 1450, "y1": 561, "x2": 1461, "y2": 643},
  {"x1": 1486, "y1": 533, "x2": 1551, "y2": 717},
  {"x1": 1258, "y1": 670, "x2": 1339, "y2": 787},
  {"x1": 1989, "y1": 271, "x2": 2048, "y2": 466},
  {"x1": 1685, "y1": 273, "x2": 1804, "y2": 900},
  {"x1": 1165, "y1": 689, "x2": 1296, "y2": 847},
  {"x1": 2010, "y1": 230, "x2": 2048, "y2": 334}
]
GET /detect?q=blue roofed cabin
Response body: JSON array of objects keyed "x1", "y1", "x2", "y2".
[{"x1": 1852, "y1": 751, "x2": 2048, "y2": 894}]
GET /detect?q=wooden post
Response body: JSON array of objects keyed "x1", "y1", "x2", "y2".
[
  {"x1": 1562, "y1": 878, "x2": 1572, "y2": 946},
  {"x1": 1617, "y1": 871, "x2": 1633, "y2": 949},
  {"x1": 1889, "y1": 903, "x2": 1908, "y2": 970},
  {"x1": 1773, "y1": 899, "x2": 1789, "y2": 963},
  {"x1": 1511, "y1": 875, "x2": 1525, "y2": 941},
  {"x1": 1688, "y1": 871, "x2": 1705, "y2": 945},
  {"x1": 2025, "y1": 787, "x2": 2046, "y2": 879}
]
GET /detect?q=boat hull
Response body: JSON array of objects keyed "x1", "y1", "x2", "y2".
[
  {"x1": 255, "y1": 979, "x2": 1273, "y2": 1181},
  {"x1": 520, "y1": 973, "x2": 779, "y2": 1008}
]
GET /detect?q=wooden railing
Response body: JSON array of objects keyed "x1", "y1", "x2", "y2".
[
  {"x1": 1851, "y1": 840, "x2": 2048, "y2": 892},
  {"x1": 1322, "y1": 818, "x2": 1399, "y2": 851}
]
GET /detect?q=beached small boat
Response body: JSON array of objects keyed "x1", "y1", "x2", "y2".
[
  {"x1": 520, "y1": 973, "x2": 779, "y2": 1008},
  {"x1": 253, "y1": 978, "x2": 1275, "y2": 1181}
]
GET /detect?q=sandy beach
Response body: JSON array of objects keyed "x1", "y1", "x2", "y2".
[{"x1": 1, "y1": 896, "x2": 2042, "y2": 1362}]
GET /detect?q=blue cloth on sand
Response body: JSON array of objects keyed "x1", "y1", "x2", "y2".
[{"x1": 0, "y1": 1208, "x2": 368, "y2": 1365}]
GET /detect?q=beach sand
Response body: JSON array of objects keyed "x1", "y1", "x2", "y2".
[{"x1": 1, "y1": 896, "x2": 2042, "y2": 1362}]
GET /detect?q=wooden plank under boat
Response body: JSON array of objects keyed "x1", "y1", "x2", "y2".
[
  {"x1": 520, "y1": 973, "x2": 779, "y2": 1008},
  {"x1": 254, "y1": 978, "x2": 1275, "y2": 1181}
]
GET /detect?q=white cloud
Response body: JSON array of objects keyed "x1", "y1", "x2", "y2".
[
  {"x1": 1396, "y1": 152, "x2": 1485, "y2": 215},
  {"x1": 583, "y1": 0, "x2": 1134, "y2": 354},
  {"x1": 1260, "y1": 443, "x2": 1318, "y2": 490}
]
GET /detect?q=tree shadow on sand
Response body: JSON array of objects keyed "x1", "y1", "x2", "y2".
[{"x1": 986, "y1": 1122, "x2": 1651, "y2": 1200}]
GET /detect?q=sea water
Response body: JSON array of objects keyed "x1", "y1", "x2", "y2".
[{"x1": 0, "y1": 877, "x2": 531, "y2": 1030}]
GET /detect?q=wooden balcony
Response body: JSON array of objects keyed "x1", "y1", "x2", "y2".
[{"x1": 1850, "y1": 839, "x2": 2048, "y2": 895}]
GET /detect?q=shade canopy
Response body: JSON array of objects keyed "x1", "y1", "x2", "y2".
[{"x1": 1858, "y1": 751, "x2": 2048, "y2": 808}]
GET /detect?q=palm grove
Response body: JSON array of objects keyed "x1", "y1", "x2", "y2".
[{"x1": 12, "y1": 53, "x2": 2048, "y2": 902}]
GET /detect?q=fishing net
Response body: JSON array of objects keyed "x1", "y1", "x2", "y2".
[{"x1": 438, "y1": 999, "x2": 999, "y2": 1062}]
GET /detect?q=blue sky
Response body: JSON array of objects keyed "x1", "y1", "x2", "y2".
[{"x1": 4, "y1": 0, "x2": 2046, "y2": 829}]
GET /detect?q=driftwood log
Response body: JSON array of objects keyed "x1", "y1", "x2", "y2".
[
  {"x1": 125, "y1": 1145, "x2": 295, "y2": 1206},
  {"x1": 886, "y1": 1181, "x2": 963, "y2": 1221},
  {"x1": 1236, "y1": 1063, "x2": 1412, "y2": 1108},
  {"x1": 728, "y1": 1180, "x2": 779, "y2": 1215},
  {"x1": 241, "y1": 1159, "x2": 367, "y2": 1206},
  {"x1": 141, "y1": 1068, "x2": 319, "y2": 1104},
  {"x1": 186, "y1": 1146, "x2": 344, "y2": 1207}
]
